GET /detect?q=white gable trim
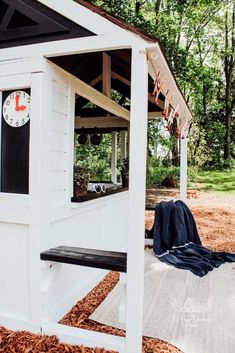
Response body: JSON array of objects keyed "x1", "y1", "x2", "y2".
[
  {"x1": 147, "y1": 45, "x2": 192, "y2": 123},
  {"x1": 36, "y1": 0, "x2": 145, "y2": 43},
  {"x1": 0, "y1": 34, "x2": 137, "y2": 62}
]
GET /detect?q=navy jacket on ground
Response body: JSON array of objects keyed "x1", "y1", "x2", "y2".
[{"x1": 146, "y1": 200, "x2": 235, "y2": 277}]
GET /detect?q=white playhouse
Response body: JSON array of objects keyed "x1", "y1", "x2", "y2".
[{"x1": 0, "y1": 1, "x2": 192, "y2": 352}]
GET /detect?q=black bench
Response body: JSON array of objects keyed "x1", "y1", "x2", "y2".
[{"x1": 40, "y1": 246, "x2": 127, "y2": 272}]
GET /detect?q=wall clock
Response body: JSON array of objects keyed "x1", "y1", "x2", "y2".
[
  {"x1": 1, "y1": 88, "x2": 30, "y2": 194},
  {"x1": 2, "y1": 90, "x2": 31, "y2": 127}
]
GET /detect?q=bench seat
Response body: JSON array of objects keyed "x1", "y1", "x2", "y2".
[{"x1": 40, "y1": 246, "x2": 127, "y2": 272}]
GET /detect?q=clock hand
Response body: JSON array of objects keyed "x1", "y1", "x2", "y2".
[
  {"x1": 17, "y1": 105, "x2": 27, "y2": 111},
  {"x1": 15, "y1": 95, "x2": 27, "y2": 111},
  {"x1": 15, "y1": 95, "x2": 20, "y2": 110}
]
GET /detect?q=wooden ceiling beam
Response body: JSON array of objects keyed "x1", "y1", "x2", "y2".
[
  {"x1": 75, "y1": 116, "x2": 129, "y2": 129},
  {"x1": 75, "y1": 74, "x2": 102, "y2": 101},
  {"x1": 148, "y1": 111, "x2": 162, "y2": 119},
  {"x1": 71, "y1": 74, "x2": 130, "y2": 121},
  {"x1": 75, "y1": 110, "x2": 162, "y2": 129},
  {"x1": 111, "y1": 70, "x2": 164, "y2": 109}
]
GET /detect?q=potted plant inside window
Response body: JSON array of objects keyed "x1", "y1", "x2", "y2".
[
  {"x1": 74, "y1": 161, "x2": 94, "y2": 198},
  {"x1": 119, "y1": 157, "x2": 129, "y2": 187}
]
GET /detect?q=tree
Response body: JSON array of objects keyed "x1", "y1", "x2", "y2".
[
  {"x1": 224, "y1": 0, "x2": 235, "y2": 162},
  {"x1": 91, "y1": 0, "x2": 235, "y2": 168}
]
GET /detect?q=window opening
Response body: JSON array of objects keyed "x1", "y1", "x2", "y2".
[{"x1": 73, "y1": 95, "x2": 129, "y2": 202}]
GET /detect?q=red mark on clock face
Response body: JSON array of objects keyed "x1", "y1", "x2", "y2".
[{"x1": 15, "y1": 95, "x2": 27, "y2": 111}]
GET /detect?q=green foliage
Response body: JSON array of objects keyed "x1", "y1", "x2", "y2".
[
  {"x1": 187, "y1": 166, "x2": 199, "y2": 182},
  {"x1": 75, "y1": 134, "x2": 113, "y2": 181},
  {"x1": 146, "y1": 156, "x2": 180, "y2": 186},
  {"x1": 148, "y1": 120, "x2": 172, "y2": 152},
  {"x1": 93, "y1": 0, "x2": 135, "y2": 23},
  {"x1": 191, "y1": 169, "x2": 235, "y2": 194},
  {"x1": 188, "y1": 124, "x2": 208, "y2": 167}
]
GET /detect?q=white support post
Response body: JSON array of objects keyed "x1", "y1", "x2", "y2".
[
  {"x1": 102, "y1": 53, "x2": 118, "y2": 184},
  {"x1": 126, "y1": 47, "x2": 148, "y2": 353},
  {"x1": 111, "y1": 131, "x2": 117, "y2": 183},
  {"x1": 120, "y1": 130, "x2": 127, "y2": 160},
  {"x1": 180, "y1": 136, "x2": 188, "y2": 202}
]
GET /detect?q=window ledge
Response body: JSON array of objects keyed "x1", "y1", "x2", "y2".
[{"x1": 71, "y1": 186, "x2": 128, "y2": 203}]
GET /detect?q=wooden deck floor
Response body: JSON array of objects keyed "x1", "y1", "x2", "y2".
[{"x1": 91, "y1": 249, "x2": 235, "y2": 353}]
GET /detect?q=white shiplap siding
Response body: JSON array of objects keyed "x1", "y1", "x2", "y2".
[{"x1": 49, "y1": 80, "x2": 69, "y2": 206}]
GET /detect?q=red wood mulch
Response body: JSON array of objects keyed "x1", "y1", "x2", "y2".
[
  {"x1": 145, "y1": 207, "x2": 235, "y2": 253},
  {"x1": 0, "y1": 327, "x2": 114, "y2": 353}
]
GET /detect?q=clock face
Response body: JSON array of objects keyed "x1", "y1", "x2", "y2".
[{"x1": 2, "y1": 90, "x2": 31, "y2": 128}]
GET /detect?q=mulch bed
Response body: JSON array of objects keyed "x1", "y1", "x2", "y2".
[
  {"x1": 0, "y1": 327, "x2": 114, "y2": 353},
  {"x1": 145, "y1": 207, "x2": 235, "y2": 253}
]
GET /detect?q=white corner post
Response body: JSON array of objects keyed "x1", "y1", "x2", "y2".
[
  {"x1": 180, "y1": 136, "x2": 188, "y2": 201},
  {"x1": 126, "y1": 47, "x2": 148, "y2": 353},
  {"x1": 102, "y1": 52, "x2": 117, "y2": 184}
]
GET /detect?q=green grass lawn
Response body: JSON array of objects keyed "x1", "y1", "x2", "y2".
[{"x1": 189, "y1": 169, "x2": 235, "y2": 194}]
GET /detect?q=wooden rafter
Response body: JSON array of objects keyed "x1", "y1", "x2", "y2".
[
  {"x1": 75, "y1": 116, "x2": 129, "y2": 129},
  {"x1": 90, "y1": 74, "x2": 102, "y2": 87},
  {"x1": 111, "y1": 70, "x2": 164, "y2": 109},
  {"x1": 75, "y1": 111, "x2": 161, "y2": 129},
  {"x1": 71, "y1": 75, "x2": 130, "y2": 121},
  {"x1": 102, "y1": 53, "x2": 111, "y2": 97},
  {"x1": 148, "y1": 111, "x2": 162, "y2": 119},
  {"x1": 75, "y1": 74, "x2": 102, "y2": 103}
]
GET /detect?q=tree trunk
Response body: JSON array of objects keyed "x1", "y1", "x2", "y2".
[
  {"x1": 224, "y1": 108, "x2": 232, "y2": 160},
  {"x1": 224, "y1": 1, "x2": 234, "y2": 162},
  {"x1": 155, "y1": 0, "x2": 161, "y2": 27},
  {"x1": 172, "y1": 136, "x2": 179, "y2": 166},
  {"x1": 135, "y1": 1, "x2": 141, "y2": 15}
]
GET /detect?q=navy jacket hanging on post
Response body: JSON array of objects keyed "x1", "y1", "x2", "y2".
[{"x1": 146, "y1": 200, "x2": 235, "y2": 277}]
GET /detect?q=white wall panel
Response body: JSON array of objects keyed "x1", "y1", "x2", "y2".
[
  {"x1": 50, "y1": 151, "x2": 67, "y2": 171},
  {"x1": 50, "y1": 193, "x2": 129, "y2": 252},
  {"x1": 50, "y1": 190, "x2": 67, "y2": 206},
  {"x1": 51, "y1": 93, "x2": 68, "y2": 115},
  {"x1": 43, "y1": 264, "x2": 107, "y2": 322},
  {"x1": 50, "y1": 131, "x2": 68, "y2": 152},
  {"x1": 49, "y1": 79, "x2": 70, "y2": 206},
  {"x1": 52, "y1": 80, "x2": 68, "y2": 96},
  {"x1": 50, "y1": 171, "x2": 67, "y2": 192},
  {"x1": 50, "y1": 111, "x2": 68, "y2": 133},
  {"x1": 0, "y1": 224, "x2": 29, "y2": 319},
  {"x1": 104, "y1": 196, "x2": 129, "y2": 250}
]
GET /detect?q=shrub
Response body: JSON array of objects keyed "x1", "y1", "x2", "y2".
[{"x1": 146, "y1": 163, "x2": 180, "y2": 187}]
